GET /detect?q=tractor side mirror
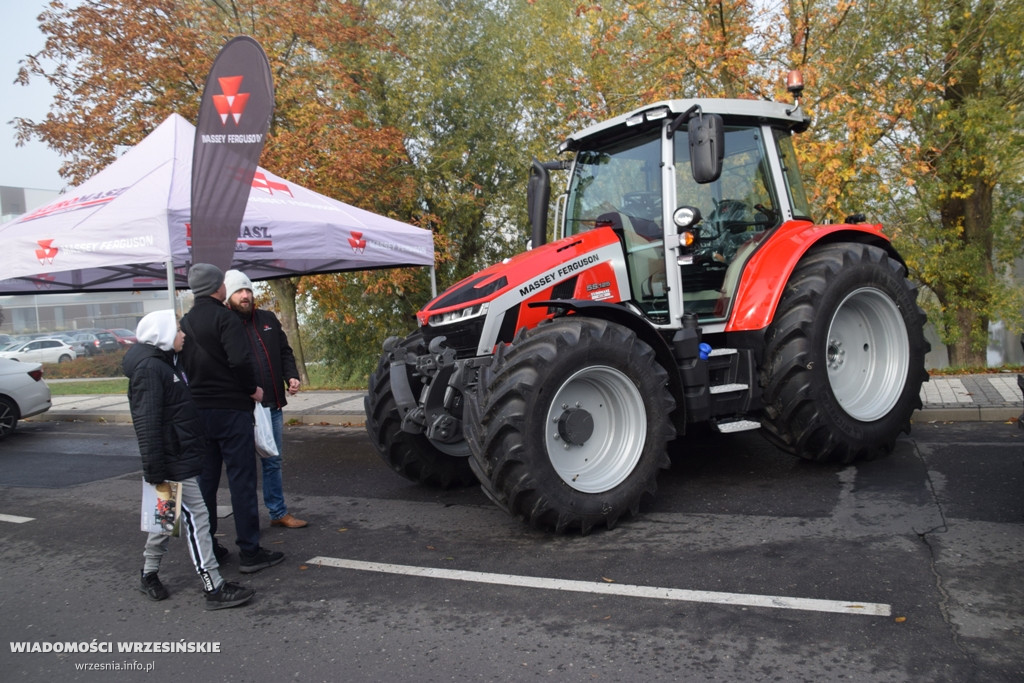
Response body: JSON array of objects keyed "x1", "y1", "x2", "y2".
[{"x1": 689, "y1": 113, "x2": 724, "y2": 184}]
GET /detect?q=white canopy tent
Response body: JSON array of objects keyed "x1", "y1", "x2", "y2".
[{"x1": 0, "y1": 114, "x2": 435, "y2": 304}]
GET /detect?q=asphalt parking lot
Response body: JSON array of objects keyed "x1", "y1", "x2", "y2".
[{"x1": 0, "y1": 418, "x2": 1021, "y2": 682}]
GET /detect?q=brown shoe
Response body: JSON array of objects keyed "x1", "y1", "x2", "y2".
[{"x1": 270, "y1": 513, "x2": 308, "y2": 529}]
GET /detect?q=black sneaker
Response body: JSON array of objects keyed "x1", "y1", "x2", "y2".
[
  {"x1": 204, "y1": 581, "x2": 255, "y2": 610},
  {"x1": 239, "y1": 547, "x2": 285, "y2": 574},
  {"x1": 139, "y1": 571, "x2": 169, "y2": 601},
  {"x1": 213, "y1": 541, "x2": 230, "y2": 564}
]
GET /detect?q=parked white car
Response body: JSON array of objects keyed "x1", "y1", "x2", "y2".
[
  {"x1": 0, "y1": 358, "x2": 52, "y2": 438},
  {"x1": 0, "y1": 338, "x2": 77, "y2": 364}
]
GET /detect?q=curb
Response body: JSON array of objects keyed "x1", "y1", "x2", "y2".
[
  {"x1": 35, "y1": 408, "x2": 1018, "y2": 428},
  {"x1": 35, "y1": 410, "x2": 368, "y2": 427}
]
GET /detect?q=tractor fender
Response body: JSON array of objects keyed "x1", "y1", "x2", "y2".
[
  {"x1": 529, "y1": 299, "x2": 685, "y2": 428},
  {"x1": 726, "y1": 221, "x2": 902, "y2": 332}
]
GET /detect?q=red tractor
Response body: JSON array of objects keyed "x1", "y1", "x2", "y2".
[{"x1": 366, "y1": 75, "x2": 929, "y2": 533}]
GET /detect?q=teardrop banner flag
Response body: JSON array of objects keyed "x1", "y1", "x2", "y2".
[{"x1": 191, "y1": 35, "x2": 274, "y2": 271}]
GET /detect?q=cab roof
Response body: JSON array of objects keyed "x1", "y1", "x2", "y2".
[{"x1": 559, "y1": 98, "x2": 811, "y2": 153}]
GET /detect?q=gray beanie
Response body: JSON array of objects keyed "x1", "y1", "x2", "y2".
[{"x1": 188, "y1": 263, "x2": 225, "y2": 297}]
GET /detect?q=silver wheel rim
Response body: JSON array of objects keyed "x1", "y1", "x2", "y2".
[
  {"x1": 826, "y1": 287, "x2": 909, "y2": 421},
  {"x1": 0, "y1": 400, "x2": 14, "y2": 436},
  {"x1": 545, "y1": 365, "x2": 647, "y2": 493}
]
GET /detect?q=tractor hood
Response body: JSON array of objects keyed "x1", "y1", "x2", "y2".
[{"x1": 417, "y1": 227, "x2": 624, "y2": 329}]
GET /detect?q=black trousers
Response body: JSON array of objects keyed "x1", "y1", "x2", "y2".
[{"x1": 198, "y1": 408, "x2": 260, "y2": 555}]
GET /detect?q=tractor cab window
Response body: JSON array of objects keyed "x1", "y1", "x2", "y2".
[
  {"x1": 673, "y1": 125, "x2": 779, "y2": 319},
  {"x1": 565, "y1": 131, "x2": 668, "y2": 318},
  {"x1": 774, "y1": 130, "x2": 812, "y2": 220}
]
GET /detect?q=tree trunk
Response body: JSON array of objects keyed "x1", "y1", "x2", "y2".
[
  {"x1": 267, "y1": 277, "x2": 309, "y2": 385},
  {"x1": 938, "y1": 0, "x2": 995, "y2": 370},
  {"x1": 946, "y1": 307, "x2": 988, "y2": 368}
]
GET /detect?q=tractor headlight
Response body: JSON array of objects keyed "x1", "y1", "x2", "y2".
[{"x1": 429, "y1": 303, "x2": 489, "y2": 327}]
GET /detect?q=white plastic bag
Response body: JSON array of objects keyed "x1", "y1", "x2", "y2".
[{"x1": 254, "y1": 404, "x2": 279, "y2": 458}]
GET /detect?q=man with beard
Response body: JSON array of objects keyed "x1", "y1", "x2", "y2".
[
  {"x1": 223, "y1": 269, "x2": 307, "y2": 529},
  {"x1": 179, "y1": 263, "x2": 285, "y2": 573}
]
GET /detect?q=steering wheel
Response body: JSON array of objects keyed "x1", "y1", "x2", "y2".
[{"x1": 622, "y1": 192, "x2": 662, "y2": 220}]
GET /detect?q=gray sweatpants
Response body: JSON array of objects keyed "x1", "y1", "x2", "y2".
[{"x1": 143, "y1": 476, "x2": 223, "y2": 592}]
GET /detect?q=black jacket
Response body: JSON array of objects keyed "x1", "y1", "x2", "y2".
[
  {"x1": 123, "y1": 343, "x2": 209, "y2": 484},
  {"x1": 179, "y1": 296, "x2": 258, "y2": 412},
  {"x1": 233, "y1": 307, "x2": 299, "y2": 410}
]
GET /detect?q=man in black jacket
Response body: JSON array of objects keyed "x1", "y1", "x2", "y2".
[
  {"x1": 224, "y1": 269, "x2": 307, "y2": 529},
  {"x1": 179, "y1": 263, "x2": 284, "y2": 574},
  {"x1": 124, "y1": 309, "x2": 254, "y2": 609}
]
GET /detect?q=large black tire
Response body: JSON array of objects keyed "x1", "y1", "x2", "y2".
[
  {"x1": 364, "y1": 335, "x2": 476, "y2": 489},
  {"x1": 0, "y1": 396, "x2": 19, "y2": 439},
  {"x1": 760, "y1": 242, "x2": 929, "y2": 463},
  {"x1": 465, "y1": 317, "x2": 676, "y2": 534}
]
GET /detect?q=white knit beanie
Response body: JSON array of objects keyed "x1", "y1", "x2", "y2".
[{"x1": 224, "y1": 269, "x2": 254, "y2": 300}]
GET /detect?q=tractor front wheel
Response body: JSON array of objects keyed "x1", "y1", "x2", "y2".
[
  {"x1": 364, "y1": 334, "x2": 476, "y2": 488},
  {"x1": 466, "y1": 317, "x2": 675, "y2": 534}
]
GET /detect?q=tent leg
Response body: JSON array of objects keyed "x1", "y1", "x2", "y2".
[
  {"x1": 430, "y1": 265, "x2": 437, "y2": 299},
  {"x1": 166, "y1": 261, "x2": 177, "y2": 315}
]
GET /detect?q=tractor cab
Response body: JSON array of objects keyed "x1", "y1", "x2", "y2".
[{"x1": 546, "y1": 97, "x2": 813, "y2": 327}]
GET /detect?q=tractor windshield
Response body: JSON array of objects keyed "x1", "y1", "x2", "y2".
[
  {"x1": 564, "y1": 131, "x2": 668, "y2": 318},
  {"x1": 564, "y1": 131, "x2": 663, "y2": 240}
]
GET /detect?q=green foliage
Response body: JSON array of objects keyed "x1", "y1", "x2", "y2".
[
  {"x1": 868, "y1": 0, "x2": 1024, "y2": 365},
  {"x1": 365, "y1": 0, "x2": 588, "y2": 284},
  {"x1": 48, "y1": 378, "x2": 129, "y2": 395},
  {"x1": 44, "y1": 349, "x2": 128, "y2": 379},
  {"x1": 298, "y1": 269, "x2": 425, "y2": 388}
]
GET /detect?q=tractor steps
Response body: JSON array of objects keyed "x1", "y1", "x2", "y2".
[{"x1": 713, "y1": 418, "x2": 762, "y2": 434}]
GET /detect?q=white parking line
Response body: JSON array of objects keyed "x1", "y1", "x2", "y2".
[
  {"x1": 0, "y1": 513, "x2": 35, "y2": 524},
  {"x1": 307, "y1": 556, "x2": 891, "y2": 617}
]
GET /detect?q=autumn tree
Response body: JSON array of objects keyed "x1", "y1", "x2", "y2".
[
  {"x1": 525, "y1": 0, "x2": 1024, "y2": 367},
  {"x1": 14, "y1": 0, "x2": 419, "y2": 380},
  {"x1": 876, "y1": 0, "x2": 1024, "y2": 366},
  {"x1": 292, "y1": 0, "x2": 576, "y2": 381},
  {"x1": 15, "y1": 0, "x2": 1024, "y2": 375},
  {"x1": 363, "y1": 0, "x2": 565, "y2": 284}
]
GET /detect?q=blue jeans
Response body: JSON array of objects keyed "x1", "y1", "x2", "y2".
[{"x1": 261, "y1": 407, "x2": 287, "y2": 520}]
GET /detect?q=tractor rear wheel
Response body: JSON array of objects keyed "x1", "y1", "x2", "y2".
[
  {"x1": 466, "y1": 317, "x2": 675, "y2": 534},
  {"x1": 759, "y1": 242, "x2": 928, "y2": 463},
  {"x1": 364, "y1": 335, "x2": 476, "y2": 488}
]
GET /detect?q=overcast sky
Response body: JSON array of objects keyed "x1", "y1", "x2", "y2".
[{"x1": 0, "y1": 2, "x2": 66, "y2": 192}]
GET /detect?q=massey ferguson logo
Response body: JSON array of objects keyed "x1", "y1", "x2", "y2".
[
  {"x1": 36, "y1": 239, "x2": 58, "y2": 265},
  {"x1": 213, "y1": 75, "x2": 250, "y2": 125},
  {"x1": 252, "y1": 172, "x2": 293, "y2": 197},
  {"x1": 33, "y1": 274, "x2": 57, "y2": 290},
  {"x1": 348, "y1": 231, "x2": 367, "y2": 254}
]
